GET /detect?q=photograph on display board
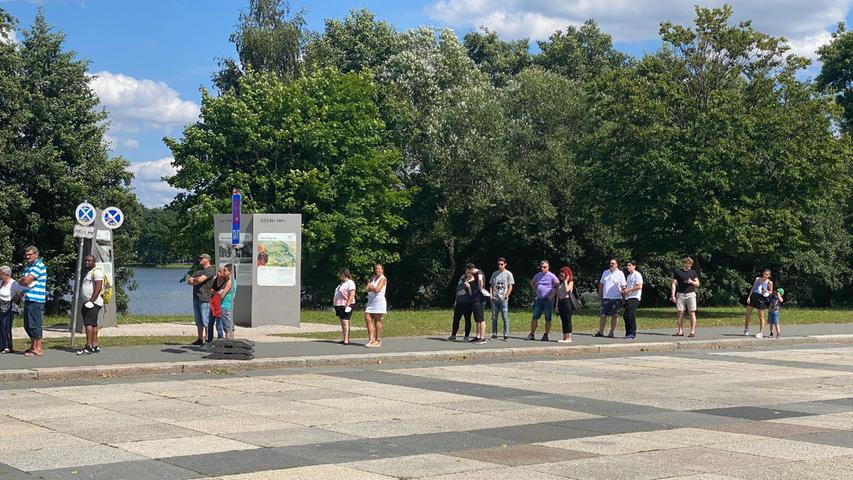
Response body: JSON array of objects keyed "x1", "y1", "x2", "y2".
[
  {"x1": 256, "y1": 232, "x2": 297, "y2": 286},
  {"x1": 217, "y1": 233, "x2": 253, "y2": 285}
]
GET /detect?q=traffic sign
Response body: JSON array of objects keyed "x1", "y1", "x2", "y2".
[
  {"x1": 75, "y1": 202, "x2": 96, "y2": 226},
  {"x1": 101, "y1": 207, "x2": 124, "y2": 230},
  {"x1": 73, "y1": 225, "x2": 96, "y2": 239},
  {"x1": 231, "y1": 190, "x2": 241, "y2": 246}
]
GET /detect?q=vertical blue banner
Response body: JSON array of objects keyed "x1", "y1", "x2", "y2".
[{"x1": 231, "y1": 189, "x2": 241, "y2": 246}]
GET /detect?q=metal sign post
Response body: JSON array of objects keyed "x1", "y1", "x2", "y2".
[
  {"x1": 70, "y1": 204, "x2": 96, "y2": 348},
  {"x1": 231, "y1": 190, "x2": 241, "y2": 316}
]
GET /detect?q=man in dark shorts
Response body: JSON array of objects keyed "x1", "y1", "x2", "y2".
[
  {"x1": 466, "y1": 263, "x2": 488, "y2": 344},
  {"x1": 78, "y1": 255, "x2": 104, "y2": 355}
]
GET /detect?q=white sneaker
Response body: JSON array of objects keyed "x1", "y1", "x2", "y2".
[
  {"x1": 743, "y1": 329, "x2": 750, "y2": 336},
  {"x1": 558, "y1": 338, "x2": 573, "y2": 343},
  {"x1": 755, "y1": 333, "x2": 763, "y2": 338}
]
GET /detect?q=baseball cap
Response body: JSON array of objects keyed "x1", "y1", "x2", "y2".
[
  {"x1": 776, "y1": 287, "x2": 785, "y2": 295},
  {"x1": 198, "y1": 253, "x2": 211, "y2": 261}
]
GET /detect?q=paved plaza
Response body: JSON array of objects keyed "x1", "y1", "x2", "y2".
[{"x1": 1, "y1": 344, "x2": 853, "y2": 479}]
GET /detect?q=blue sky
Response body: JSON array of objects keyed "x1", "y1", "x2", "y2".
[{"x1": 2, "y1": 0, "x2": 851, "y2": 206}]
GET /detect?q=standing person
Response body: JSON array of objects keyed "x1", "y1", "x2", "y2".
[
  {"x1": 595, "y1": 258, "x2": 626, "y2": 338},
  {"x1": 744, "y1": 269, "x2": 773, "y2": 338},
  {"x1": 621, "y1": 261, "x2": 643, "y2": 340},
  {"x1": 18, "y1": 246, "x2": 47, "y2": 357},
  {"x1": 364, "y1": 264, "x2": 387, "y2": 348},
  {"x1": 0, "y1": 266, "x2": 23, "y2": 354},
  {"x1": 333, "y1": 268, "x2": 356, "y2": 345},
  {"x1": 218, "y1": 264, "x2": 237, "y2": 340},
  {"x1": 466, "y1": 263, "x2": 488, "y2": 345},
  {"x1": 767, "y1": 287, "x2": 784, "y2": 339},
  {"x1": 527, "y1": 260, "x2": 559, "y2": 341},
  {"x1": 489, "y1": 258, "x2": 514, "y2": 341},
  {"x1": 77, "y1": 255, "x2": 104, "y2": 355},
  {"x1": 671, "y1": 257, "x2": 700, "y2": 337},
  {"x1": 206, "y1": 266, "x2": 227, "y2": 347},
  {"x1": 186, "y1": 254, "x2": 215, "y2": 346},
  {"x1": 448, "y1": 270, "x2": 473, "y2": 341},
  {"x1": 556, "y1": 266, "x2": 575, "y2": 343}
]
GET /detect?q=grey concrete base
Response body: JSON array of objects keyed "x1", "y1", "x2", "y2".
[{"x1": 2, "y1": 332, "x2": 853, "y2": 383}]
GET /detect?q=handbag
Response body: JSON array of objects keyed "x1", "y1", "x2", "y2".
[
  {"x1": 569, "y1": 288, "x2": 584, "y2": 311},
  {"x1": 210, "y1": 293, "x2": 222, "y2": 318},
  {"x1": 0, "y1": 299, "x2": 9, "y2": 314}
]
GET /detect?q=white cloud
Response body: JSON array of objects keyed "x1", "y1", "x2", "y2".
[
  {"x1": 127, "y1": 157, "x2": 183, "y2": 207},
  {"x1": 0, "y1": 26, "x2": 18, "y2": 44},
  {"x1": 89, "y1": 71, "x2": 200, "y2": 132},
  {"x1": 426, "y1": 0, "x2": 850, "y2": 60},
  {"x1": 103, "y1": 134, "x2": 140, "y2": 151}
]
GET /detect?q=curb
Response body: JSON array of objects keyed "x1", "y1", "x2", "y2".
[{"x1": 4, "y1": 334, "x2": 853, "y2": 383}]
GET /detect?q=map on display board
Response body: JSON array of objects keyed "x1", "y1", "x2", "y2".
[{"x1": 256, "y1": 232, "x2": 297, "y2": 287}]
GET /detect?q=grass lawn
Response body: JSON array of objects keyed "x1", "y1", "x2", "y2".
[{"x1": 7, "y1": 306, "x2": 849, "y2": 348}]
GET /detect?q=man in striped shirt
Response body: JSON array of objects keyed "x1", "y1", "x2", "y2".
[{"x1": 19, "y1": 245, "x2": 46, "y2": 357}]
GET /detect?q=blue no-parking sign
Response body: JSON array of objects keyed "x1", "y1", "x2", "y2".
[
  {"x1": 101, "y1": 206, "x2": 124, "y2": 230},
  {"x1": 75, "y1": 202, "x2": 96, "y2": 226},
  {"x1": 231, "y1": 190, "x2": 241, "y2": 246}
]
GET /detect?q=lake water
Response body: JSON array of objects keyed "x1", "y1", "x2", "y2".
[{"x1": 127, "y1": 267, "x2": 191, "y2": 316}]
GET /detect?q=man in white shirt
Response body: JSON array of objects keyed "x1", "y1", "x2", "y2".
[
  {"x1": 595, "y1": 258, "x2": 627, "y2": 338},
  {"x1": 621, "y1": 260, "x2": 643, "y2": 340},
  {"x1": 78, "y1": 255, "x2": 104, "y2": 355}
]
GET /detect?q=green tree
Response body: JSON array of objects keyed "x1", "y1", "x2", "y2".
[
  {"x1": 166, "y1": 69, "x2": 410, "y2": 300},
  {"x1": 135, "y1": 207, "x2": 184, "y2": 265},
  {"x1": 817, "y1": 22, "x2": 853, "y2": 136},
  {"x1": 463, "y1": 28, "x2": 531, "y2": 86},
  {"x1": 305, "y1": 9, "x2": 399, "y2": 74},
  {"x1": 585, "y1": 5, "x2": 852, "y2": 305},
  {"x1": 535, "y1": 19, "x2": 629, "y2": 81},
  {"x1": 213, "y1": 0, "x2": 307, "y2": 92},
  {"x1": 0, "y1": 10, "x2": 141, "y2": 313}
]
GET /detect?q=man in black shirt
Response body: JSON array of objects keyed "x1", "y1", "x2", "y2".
[
  {"x1": 187, "y1": 253, "x2": 215, "y2": 346},
  {"x1": 670, "y1": 257, "x2": 700, "y2": 337}
]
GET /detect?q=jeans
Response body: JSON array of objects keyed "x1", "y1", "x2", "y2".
[
  {"x1": 193, "y1": 298, "x2": 209, "y2": 330},
  {"x1": 491, "y1": 298, "x2": 509, "y2": 336},
  {"x1": 23, "y1": 300, "x2": 44, "y2": 340},
  {"x1": 531, "y1": 297, "x2": 553, "y2": 322},
  {"x1": 451, "y1": 302, "x2": 472, "y2": 337},
  {"x1": 557, "y1": 298, "x2": 573, "y2": 334},
  {"x1": 206, "y1": 313, "x2": 224, "y2": 343},
  {"x1": 0, "y1": 309, "x2": 13, "y2": 351},
  {"x1": 623, "y1": 298, "x2": 639, "y2": 336}
]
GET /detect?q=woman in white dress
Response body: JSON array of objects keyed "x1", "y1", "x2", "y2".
[{"x1": 364, "y1": 264, "x2": 387, "y2": 348}]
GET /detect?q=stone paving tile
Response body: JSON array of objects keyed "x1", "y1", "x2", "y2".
[
  {"x1": 322, "y1": 418, "x2": 448, "y2": 439},
  {"x1": 0, "y1": 418, "x2": 51, "y2": 437},
  {"x1": 454, "y1": 444, "x2": 594, "y2": 466},
  {"x1": 0, "y1": 444, "x2": 145, "y2": 472},
  {"x1": 706, "y1": 420, "x2": 835, "y2": 438},
  {"x1": 724, "y1": 458, "x2": 853, "y2": 480},
  {"x1": 284, "y1": 438, "x2": 420, "y2": 465},
  {"x1": 768, "y1": 412, "x2": 853, "y2": 430},
  {"x1": 626, "y1": 446, "x2": 770, "y2": 475},
  {"x1": 549, "y1": 417, "x2": 667, "y2": 435},
  {"x1": 113, "y1": 435, "x2": 258, "y2": 459},
  {"x1": 692, "y1": 406, "x2": 815, "y2": 421},
  {"x1": 791, "y1": 430, "x2": 853, "y2": 448},
  {"x1": 430, "y1": 398, "x2": 527, "y2": 413},
  {"x1": 528, "y1": 455, "x2": 701, "y2": 480},
  {"x1": 476, "y1": 424, "x2": 596, "y2": 444},
  {"x1": 33, "y1": 459, "x2": 204, "y2": 480},
  {"x1": 160, "y1": 448, "x2": 315, "y2": 477},
  {"x1": 221, "y1": 426, "x2": 360, "y2": 448},
  {"x1": 343, "y1": 453, "x2": 498, "y2": 478},
  {"x1": 218, "y1": 464, "x2": 395, "y2": 480},
  {"x1": 0, "y1": 431, "x2": 93, "y2": 452},
  {"x1": 625, "y1": 411, "x2": 745, "y2": 428},
  {"x1": 380, "y1": 431, "x2": 512, "y2": 454},
  {"x1": 167, "y1": 415, "x2": 299, "y2": 435},
  {"x1": 420, "y1": 466, "x2": 566, "y2": 480},
  {"x1": 712, "y1": 437, "x2": 853, "y2": 460},
  {"x1": 768, "y1": 400, "x2": 853, "y2": 415},
  {"x1": 70, "y1": 423, "x2": 207, "y2": 444}
]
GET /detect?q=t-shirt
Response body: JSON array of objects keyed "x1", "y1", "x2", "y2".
[
  {"x1": 80, "y1": 268, "x2": 105, "y2": 307},
  {"x1": 468, "y1": 270, "x2": 487, "y2": 303},
  {"x1": 333, "y1": 279, "x2": 356, "y2": 306},
  {"x1": 489, "y1": 270, "x2": 515, "y2": 301},
  {"x1": 0, "y1": 279, "x2": 23, "y2": 302},
  {"x1": 455, "y1": 275, "x2": 472, "y2": 304},
  {"x1": 769, "y1": 294, "x2": 782, "y2": 313},
  {"x1": 625, "y1": 271, "x2": 643, "y2": 301},
  {"x1": 191, "y1": 266, "x2": 216, "y2": 302},
  {"x1": 599, "y1": 269, "x2": 627, "y2": 300},
  {"x1": 23, "y1": 258, "x2": 47, "y2": 303},
  {"x1": 221, "y1": 281, "x2": 236, "y2": 311},
  {"x1": 673, "y1": 268, "x2": 698, "y2": 294},
  {"x1": 533, "y1": 271, "x2": 559, "y2": 299}
]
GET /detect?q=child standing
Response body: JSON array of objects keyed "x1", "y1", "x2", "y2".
[{"x1": 768, "y1": 288, "x2": 784, "y2": 338}]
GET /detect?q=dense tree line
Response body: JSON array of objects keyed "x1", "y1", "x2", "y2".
[
  {"x1": 0, "y1": 10, "x2": 140, "y2": 313},
  {"x1": 167, "y1": 2, "x2": 852, "y2": 307}
]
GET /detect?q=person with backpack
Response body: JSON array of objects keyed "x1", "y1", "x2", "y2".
[{"x1": 77, "y1": 255, "x2": 104, "y2": 355}]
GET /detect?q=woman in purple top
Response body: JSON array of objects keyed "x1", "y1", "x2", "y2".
[{"x1": 527, "y1": 260, "x2": 559, "y2": 342}]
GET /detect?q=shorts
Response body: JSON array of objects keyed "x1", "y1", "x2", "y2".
[
  {"x1": 676, "y1": 292, "x2": 697, "y2": 312},
  {"x1": 335, "y1": 305, "x2": 355, "y2": 320},
  {"x1": 768, "y1": 311, "x2": 780, "y2": 325},
  {"x1": 532, "y1": 297, "x2": 554, "y2": 322},
  {"x1": 23, "y1": 300, "x2": 44, "y2": 340},
  {"x1": 82, "y1": 304, "x2": 101, "y2": 327},
  {"x1": 749, "y1": 292, "x2": 769, "y2": 310},
  {"x1": 600, "y1": 298, "x2": 621, "y2": 317},
  {"x1": 220, "y1": 309, "x2": 234, "y2": 332},
  {"x1": 193, "y1": 298, "x2": 210, "y2": 329},
  {"x1": 472, "y1": 301, "x2": 486, "y2": 323}
]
